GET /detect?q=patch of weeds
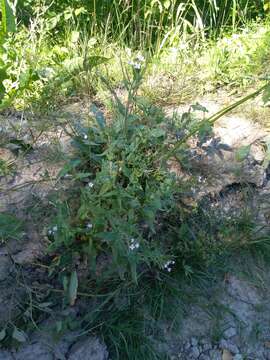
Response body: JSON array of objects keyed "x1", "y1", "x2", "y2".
[
  {"x1": 0, "y1": 158, "x2": 15, "y2": 177},
  {"x1": 6, "y1": 59, "x2": 268, "y2": 358},
  {"x1": 0, "y1": 213, "x2": 25, "y2": 243}
]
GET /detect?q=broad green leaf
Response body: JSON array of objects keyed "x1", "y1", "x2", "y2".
[
  {"x1": 46, "y1": 14, "x2": 61, "y2": 30},
  {"x1": 151, "y1": 128, "x2": 166, "y2": 138},
  {"x1": 69, "y1": 270, "x2": 78, "y2": 306},
  {"x1": 83, "y1": 56, "x2": 110, "y2": 71},
  {"x1": 90, "y1": 103, "x2": 106, "y2": 129},
  {"x1": 12, "y1": 328, "x2": 27, "y2": 343},
  {"x1": 235, "y1": 145, "x2": 251, "y2": 162},
  {"x1": 0, "y1": 329, "x2": 6, "y2": 341}
]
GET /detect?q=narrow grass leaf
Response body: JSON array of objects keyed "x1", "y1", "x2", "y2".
[{"x1": 69, "y1": 270, "x2": 79, "y2": 306}]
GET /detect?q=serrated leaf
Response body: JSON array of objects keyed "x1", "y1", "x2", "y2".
[
  {"x1": 12, "y1": 328, "x2": 27, "y2": 343},
  {"x1": 0, "y1": 329, "x2": 6, "y2": 341},
  {"x1": 235, "y1": 145, "x2": 251, "y2": 162},
  {"x1": 69, "y1": 270, "x2": 78, "y2": 306}
]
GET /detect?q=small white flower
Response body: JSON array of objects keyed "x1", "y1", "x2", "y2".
[
  {"x1": 86, "y1": 223, "x2": 93, "y2": 229},
  {"x1": 133, "y1": 62, "x2": 141, "y2": 70},
  {"x1": 136, "y1": 54, "x2": 145, "y2": 62},
  {"x1": 128, "y1": 60, "x2": 134, "y2": 66},
  {"x1": 163, "y1": 260, "x2": 175, "y2": 272},
  {"x1": 48, "y1": 229, "x2": 52, "y2": 235},
  {"x1": 52, "y1": 226, "x2": 58, "y2": 232},
  {"x1": 83, "y1": 134, "x2": 88, "y2": 140},
  {"x1": 129, "y1": 238, "x2": 140, "y2": 251},
  {"x1": 88, "y1": 182, "x2": 94, "y2": 188}
]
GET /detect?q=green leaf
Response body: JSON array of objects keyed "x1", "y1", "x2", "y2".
[
  {"x1": 12, "y1": 328, "x2": 27, "y2": 343},
  {"x1": 262, "y1": 84, "x2": 270, "y2": 104},
  {"x1": 56, "y1": 320, "x2": 62, "y2": 333},
  {"x1": 130, "y1": 260, "x2": 138, "y2": 284},
  {"x1": 0, "y1": 329, "x2": 6, "y2": 341},
  {"x1": 164, "y1": 0, "x2": 171, "y2": 9},
  {"x1": 0, "y1": 0, "x2": 16, "y2": 35},
  {"x1": 58, "y1": 158, "x2": 81, "y2": 178},
  {"x1": 95, "y1": 232, "x2": 118, "y2": 241},
  {"x1": 191, "y1": 102, "x2": 209, "y2": 113},
  {"x1": 235, "y1": 145, "x2": 251, "y2": 162},
  {"x1": 69, "y1": 270, "x2": 78, "y2": 306},
  {"x1": 90, "y1": 103, "x2": 106, "y2": 129},
  {"x1": 151, "y1": 128, "x2": 166, "y2": 138},
  {"x1": 83, "y1": 56, "x2": 110, "y2": 71},
  {"x1": 0, "y1": 212, "x2": 24, "y2": 241},
  {"x1": 74, "y1": 7, "x2": 87, "y2": 16}
]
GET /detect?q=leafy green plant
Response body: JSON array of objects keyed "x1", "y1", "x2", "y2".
[{"x1": 48, "y1": 56, "x2": 183, "y2": 284}]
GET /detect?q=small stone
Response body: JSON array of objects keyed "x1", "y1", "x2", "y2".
[
  {"x1": 224, "y1": 327, "x2": 237, "y2": 339},
  {"x1": 220, "y1": 340, "x2": 239, "y2": 355},
  {"x1": 233, "y1": 355, "x2": 243, "y2": 360},
  {"x1": 222, "y1": 349, "x2": 233, "y2": 360},
  {"x1": 200, "y1": 354, "x2": 211, "y2": 360},
  {"x1": 191, "y1": 337, "x2": 198, "y2": 347},
  {"x1": 202, "y1": 342, "x2": 212, "y2": 352},
  {"x1": 189, "y1": 346, "x2": 200, "y2": 358},
  {"x1": 209, "y1": 349, "x2": 222, "y2": 360}
]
